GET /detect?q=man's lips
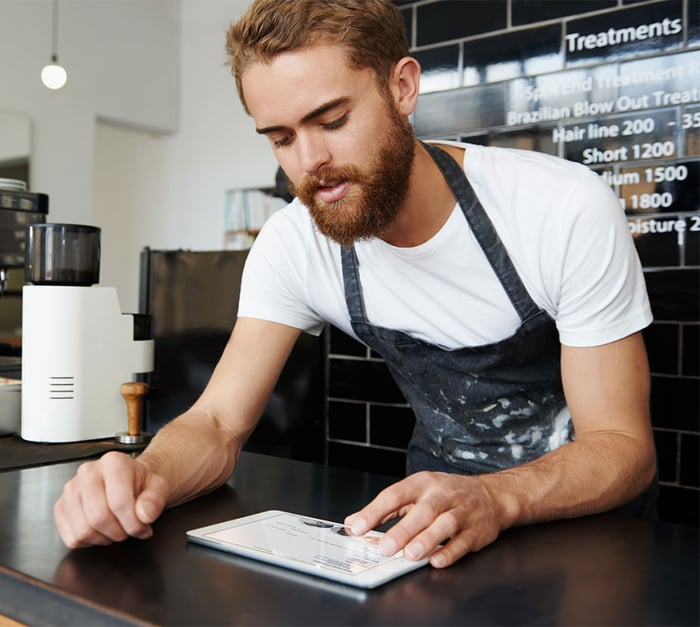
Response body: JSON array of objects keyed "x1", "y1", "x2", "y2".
[{"x1": 316, "y1": 181, "x2": 349, "y2": 204}]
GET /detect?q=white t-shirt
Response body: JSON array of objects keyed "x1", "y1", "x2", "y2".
[{"x1": 238, "y1": 142, "x2": 652, "y2": 349}]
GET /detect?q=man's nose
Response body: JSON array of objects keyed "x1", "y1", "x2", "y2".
[{"x1": 297, "y1": 132, "x2": 331, "y2": 174}]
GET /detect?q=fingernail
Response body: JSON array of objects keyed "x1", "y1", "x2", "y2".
[
  {"x1": 349, "y1": 517, "x2": 368, "y2": 536},
  {"x1": 431, "y1": 552, "x2": 446, "y2": 568},
  {"x1": 379, "y1": 536, "x2": 397, "y2": 556},
  {"x1": 405, "y1": 542, "x2": 423, "y2": 560}
]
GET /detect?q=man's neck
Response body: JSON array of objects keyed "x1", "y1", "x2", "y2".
[{"x1": 379, "y1": 141, "x2": 463, "y2": 247}]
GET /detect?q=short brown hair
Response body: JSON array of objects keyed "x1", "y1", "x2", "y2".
[{"x1": 226, "y1": 0, "x2": 409, "y2": 110}]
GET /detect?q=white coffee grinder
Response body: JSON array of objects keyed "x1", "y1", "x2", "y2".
[{"x1": 21, "y1": 223, "x2": 154, "y2": 443}]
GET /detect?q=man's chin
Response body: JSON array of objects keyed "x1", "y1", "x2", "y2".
[
  {"x1": 318, "y1": 228, "x2": 360, "y2": 249},
  {"x1": 312, "y1": 221, "x2": 373, "y2": 248}
]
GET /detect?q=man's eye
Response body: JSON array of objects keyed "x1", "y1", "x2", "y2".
[
  {"x1": 323, "y1": 114, "x2": 348, "y2": 131},
  {"x1": 272, "y1": 135, "x2": 292, "y2": 149}
]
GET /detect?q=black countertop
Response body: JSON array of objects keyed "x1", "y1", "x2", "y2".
[
  {"x1": 0, "y1": 433, "x2": 145, "y2": 471},
  {"x1": 0, "y1": 452, "x2": 698, "y2": 626}
]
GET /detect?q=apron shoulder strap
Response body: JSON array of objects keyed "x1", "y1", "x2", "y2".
[{"x1": 340, "y1": 245, "x2": 367, "y2": 323}]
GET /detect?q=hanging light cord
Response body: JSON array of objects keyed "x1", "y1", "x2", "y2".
[{"x1": 51, "y1": 0, "x2": 59, "y2": 62}]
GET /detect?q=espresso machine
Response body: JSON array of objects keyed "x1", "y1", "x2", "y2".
[
  {"x1": 0, "y1": 179, "x2": 48, "y2": 434},
  {"x1": 0, "y1": 178, "x2": 48, "y2": 317},
  {"x1": 20, "y1": 223, "x2": 154, "y2": 443}
]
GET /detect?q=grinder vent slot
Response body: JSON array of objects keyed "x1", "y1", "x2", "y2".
[{"x1": 49, "y1": 376, "x2": 75, "y2": 400}]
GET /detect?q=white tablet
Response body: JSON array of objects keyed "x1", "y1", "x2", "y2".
[{"x1": 186, "y1": 510, "x2": 430, "y2": 589}]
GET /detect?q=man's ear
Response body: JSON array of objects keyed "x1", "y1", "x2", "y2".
[{"x1": 390, "y1": 56, "x2": 421, "y2": 116}]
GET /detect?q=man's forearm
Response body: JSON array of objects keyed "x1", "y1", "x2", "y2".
[
  {"x1": 486, "y1": 431, "x2": 657, "y2": 530},
  {"x1": 137, "y1": 406, "x2": 244, "y2": 509}
]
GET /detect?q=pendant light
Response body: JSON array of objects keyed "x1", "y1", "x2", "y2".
[{"x1": 41, "y1": 0, "x2": 67, "y2": 90}]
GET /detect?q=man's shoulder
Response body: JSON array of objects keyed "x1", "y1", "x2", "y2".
[{"x1": 463, "y1": 142, "x2": 594, "y2": 181}]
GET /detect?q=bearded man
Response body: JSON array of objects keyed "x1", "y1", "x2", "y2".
[{"x1": 54, "y1": 0, "x2": 656, "y2": 569}]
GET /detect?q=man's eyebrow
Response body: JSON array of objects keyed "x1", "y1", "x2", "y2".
[{"x1": 255, "y1": 97, "x2": 350, "y2": 135}]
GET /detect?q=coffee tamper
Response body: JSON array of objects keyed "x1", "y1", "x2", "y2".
[{"x1": 116, "y1": 382, "x2": 152, "y2": 445}]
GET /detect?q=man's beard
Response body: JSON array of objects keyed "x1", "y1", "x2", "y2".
[{"x1": 287, "y1": 103, "x2": 416, "y2": 248}]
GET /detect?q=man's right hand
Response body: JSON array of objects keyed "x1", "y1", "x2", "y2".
[{"x1": 54, "y1": 451, "x2": 169, "y2": 548}]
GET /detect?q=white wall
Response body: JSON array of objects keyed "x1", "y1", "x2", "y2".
[
  {"x1": 0, "y1": 0, "x2": 179, "y2": 223},
  {"x1": 0, "y1": 111, "x2": 30, "y2": 163},
  {"x1": 0, "y1": 0, "x2": 276, "y2": 313},
  {"x1": 96, "y1": 0, "x2": 276, "y2": 311}
]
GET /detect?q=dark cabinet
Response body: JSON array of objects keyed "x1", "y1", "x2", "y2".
[{"x1": 139, "y1": 248, "x2": 326, "y2": 463}]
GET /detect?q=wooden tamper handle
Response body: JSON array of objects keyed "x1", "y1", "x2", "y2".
[
  {"x1": 116, "y1": 382, "x2": 151, "y2": 444},
  {"x1": 121, "y1": 382, "x2": 148, "y2": 435}
]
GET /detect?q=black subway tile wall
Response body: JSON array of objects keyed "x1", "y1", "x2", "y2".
[
  {"x1": 325, "y1": 0, "x2": 699, "y2": 526},
  {"x1": 691, "y1": 0, "x2": 700, "y2": 45},
  {"x1": 328, "y1": 357, "x2": 406, "y2": 404},
  {"x1": 511, "y1": 1, "x2": 617, "y2": 26},
  {"x1": 327, "y1": 327, "x2": 413, "y2": 478},
  {"x1": 415, "y1": 1, "x2": 507, "y2": 46},
  {"x1": 412, "y1": 45, "x2": 460, "y2": 93},
  {"x1": 460, "y1": 25, "x2": 563, "y2": 86},
  {"x1": 653, "y1": 429, "x2": 678, "y2": 482},
  {"x1": 683, "y1": 325, "x2": 699, "y2": 375}
]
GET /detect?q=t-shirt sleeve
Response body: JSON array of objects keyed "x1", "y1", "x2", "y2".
[
  {"x1": 554, "y1": 170, "x2": 652, "y2": 347},
  {"x1": 237, "y1": 209, "x2": 327, "y2": 335}
]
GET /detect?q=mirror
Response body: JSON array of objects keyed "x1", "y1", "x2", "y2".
[
  {"x1": 0, "y1": 111, "x2": 30, "y2": 185},
  {"x1": 0, "y1": 111, "x2": 31, "y2": 341}
]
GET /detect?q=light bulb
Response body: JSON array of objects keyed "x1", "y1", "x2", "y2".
[{"x1": 41, "y1": 62, "x2": 67, "y2": 90}]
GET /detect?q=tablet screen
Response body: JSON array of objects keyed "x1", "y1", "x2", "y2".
[{"x1": 186, "y1": 510, "x2": 429, "y2": 588}]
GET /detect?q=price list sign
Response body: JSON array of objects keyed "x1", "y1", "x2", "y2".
[
  {"x1": 511, "y1": 49, "x2": 698, "y2": 269},
  {"x1": 524, "y1": 3, "x2": 700, "y2": 267},
  {"x1": 414, "y1": 0, "x2": 699, "y2": 270},
  {"x1": 543, "y1": 49, "x2": 700, "y2": 266}
]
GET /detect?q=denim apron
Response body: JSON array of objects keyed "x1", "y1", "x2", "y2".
[{"x1": 340, "y1": 143, "x2": 572, "y2": 475}]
